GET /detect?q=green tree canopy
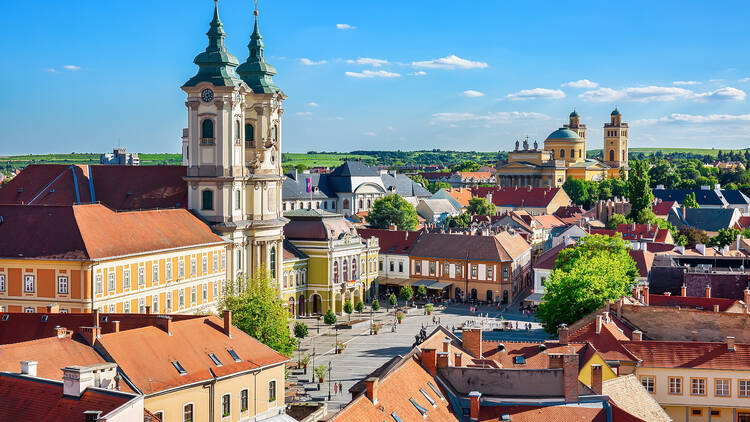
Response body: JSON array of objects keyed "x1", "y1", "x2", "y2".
[
  {"x1": 710, "y1": 227, "x2": 742, "y2": 247},
  {"x1": 678, "y1": 227, "x2": 710, "y2": 247},
  {"x1": 682, "y1": 192, "x2": 699, "y2": 208},
  {"x1": 323, "y1": 309, "x2": 337, "y2": 326},
  {"x1": 416, "y1": 285, "x2": 427, "y2": 299},
  {"x1": 371, "y1": 298, "x2": 380, "y2": 311},
  {"x1": 293, "y1": 322, "x2": 308, "y2": 340},
  {"x1": 627, "y1": 160, "x2": 655, "y2": 223},
  {"x1": 368, "y1": 194, "x2": 419, "y2": 231},
  {"x1": 399, "y1": 286, "x2": 414, "y2": 303},
  {"x1": 606, "y1": 213, "x2": 630, "y2": 230},
  {"x1": 537, "y1": 235, "x2": 638, "y2": 334},
  {"x1": 221, "y1": 269, "x2": 297, "y2": 356},
  {"x1": 467, "y1": 197, "x2": 496, "y2": 216},
  {"x1": 444, "y1": 212, "x2": 471, "y2": 228},
  {"x1": 388, "y1": 293, "x2": 397, "y2": 308},
  {"x1": 343, "y1": 299, "x2": 353, "y2": 320},
  {"x1": 451, "y1": 160, "x2": 482, "y2": 172}
]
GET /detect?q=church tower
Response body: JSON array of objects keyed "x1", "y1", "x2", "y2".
[
  {"x1": 182, "y1": 2, "x2": 285, "y2": 285},
  {"x1": 603, "y1": 107, "x2": 628, "y2": 168},
  {"x1": 563, "y1": 109, "x2": 587, "y2": 147}
]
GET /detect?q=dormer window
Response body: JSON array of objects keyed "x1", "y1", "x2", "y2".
[
  {"x1": 228, "y1": 349, "x2": 241, "y2": 362},
  {"x1": 208, "y1": 353, "x2": 223, "y2": 366},
  {"x1": 172, "y1": 361, "x2": 187, "y2": 375},
  {"x1": 409, "y1": 398, "x2": 427, "y2": 416}
]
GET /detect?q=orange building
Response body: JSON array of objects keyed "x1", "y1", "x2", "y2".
[{"x1": 0, "y1": 203, "x2": 227, "y2": 313}]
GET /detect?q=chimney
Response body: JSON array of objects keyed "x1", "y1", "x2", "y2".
[
  {"x1": 643, "y1": 285, "x2": 650, "y2": 305},
  {"x1": 437, "y1": 352, "x2": 450, "y2": 369},
  {"x1": 691, "y1": 331, "x2": 698, "y2": 342},
  {"x1": 558, "y1": 324, "x2": 569, "y2": 346},
  {"x1": 705, "y1": 284, "x2": 712, "y2": 298},
  {"x1": 112, "y1": 320, "x2": 120, "y2": 333},
  {"x1": 616, "y1": 297, "x2": 623, "y2": 319},
  {"x1": 469, "y1": 391, "x2": 481, "y2": 421},
  {"x1": 46, "y1": 303, "x2": 60, "y2": 314},
  {"x1": 714, "y1": 304, "x2": 720, "y2": 312},
  {"x1": 605, "y1": 299, "x2": 611, "y2": 314},
  {"x1": 664, "y1": 292, "x2": 672, "y2": 296},
  {"x1": 389, "y1": 223, "x2": 397, "y2": 231},
  {"x1": 681, "y1": 205, "x2": 687, "y2": 223},
  {"x1": 681, "y1": 284, "x2": 687, "y2": 297},
  {"x1": 454, "y1": 352, "x2": 463, "y2": 367},
  {"x1": 590, "y1": 364, "x2": 603, "y2": 395},
  {"x1": 20, "y1": 360, "x2": 37, "y2": 377},
  {"x1": 55, "y1": 325, "x2": 70, "y2": 338},
  {"x1": 632, "y1": 330, "x2": 643, "y2": 341},
  {"x1": 365, "y1": 377, "x2": 379, "y2": 404},
  {"x1": 727, "y1": 336, "x2": 736, "y2": 352},
  {"x1": 696, "y1": 244, "x2": 706, "y2": 256},
  {"x1": 77, "y1": 326, "x2": 101, "y2": 346},
  {"x1": 83, "y1": 411, "x2": 102, "y2": 422},
  {"x1": 224, "y1": 310, "x2": 232, "y2": 338},
  {"x1": 563, "y1": 354, "x2": 579, "y2": 403},
  {"x1": 462, "y1": 328, "x2": 483, "y2": 358},
  {"x1": 93, "y1": 309, "x2": 100, "y2": 328},
  {"x1": 145, "y1": 305, "x2": 151, "y2": 315},
  {"x1": 602, "y1": 311, "x2": 610, "y2": 324},
  {"x1": 63, "y1": 366, "x2": 95, "y2": 397},
  {"x1": 595, "y1": 315, "x2": 602, "y2": 334},
  {"x1": 442, "y1": 338, "x2": 451, "y2": 353},
  {"x1": 421, "y1": 348, "x2": 437, "y2": 376},
  {"x1": 156, "y1": 315, "x2": 172, "y2": 336}
]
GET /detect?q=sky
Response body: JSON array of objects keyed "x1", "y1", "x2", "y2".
[{"x1": 2, "y1": 0, "x2": 750, "y2": 155}]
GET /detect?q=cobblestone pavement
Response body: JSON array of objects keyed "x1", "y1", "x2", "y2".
[{"x1": 286, "y1": 302, "x2": 547, "y2": 417}]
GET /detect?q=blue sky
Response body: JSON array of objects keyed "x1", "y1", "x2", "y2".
[{"x1": 2, "y1": 0, "x2": 750, "y2": 155}]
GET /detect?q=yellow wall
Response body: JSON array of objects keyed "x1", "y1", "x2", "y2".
[
  {"x1": 0, "y1": 259, "x2": 90, "y2": 313},
  {"x1": 577, "y1": 353, "x2": 617, "y2": 387}
]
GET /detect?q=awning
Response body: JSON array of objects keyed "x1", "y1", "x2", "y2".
[
  {"x1": 429, "y1": 281, "x2": 452, "y2": 290},
  {"x1": 524, "y1": 292, "x2": 545, "y2": 303},
  {"x1": 379, "y1": 278, "x2": 412, "y2": 286},
  {"x1": 257, "y1": 413, "x2": 298, "y2": 422},
  {"x1": 411, "y1": 279, "x2": 435, "y2": 287}
]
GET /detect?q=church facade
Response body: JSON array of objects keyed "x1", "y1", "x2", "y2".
[{"x1": 496, "y1": 109, "x2": 629, "y2": 188}]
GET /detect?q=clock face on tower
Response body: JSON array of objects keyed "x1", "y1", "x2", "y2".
[{"x1": 200, "y1": 89, "x2": 214, "y2": 103}]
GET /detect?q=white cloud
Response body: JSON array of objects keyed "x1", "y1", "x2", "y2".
[
  {"x1": 412, "y1": 54, "x2": 488, "y2": 70},
  {"x1": 506, "y1": 88, "x2": 565, "y2": 101},
  {"x1": 362, "y1": 131, "x2": 377, "y2": 136},
  {"x1": 346, "y1": 58, "x2": 388, "y2": 67},
  {"x1": 345, "y1": 70, "x2": 400, "y2": 78},
  {"x1": 63, "y1": 65, "x2": 81, "y2": 70},
  {"x1": 562, "y1": 79, "x2": 598, "y2": 88},
  {"x1": 409, "y1": 71, "x2": 427, "y2": 76},
  {"x1": 336, "y1": 24, "x2": 356, "y2": 30},
  {"x1": 298, "y1": 58, "x2": 327, "y2": 66},
  {"x1": 636, "y1": 113, "x2": 750, "y2": 125},
  {"x1": 431, "y1": 111, "x2": 550, "y2": 124},
  {"x1": 740, "y1": 77, "x2": 750, "y2": 83},
  {"x1": 462, "y1": 90, "x2": 485, "y2": 98},
  {"x1": 673, "y1": 80, "x2": 700, "y2": 86},
  {"x1": 295, "y1": 111, "x2": 312, "y2": 116},
  {"x1": 306, "y1": 102, "x2": 319, "y2": 107},
  {"x1": 45, "y1": 68, "x2": 58, "y2": 73},
  {"x1": 579, "y1": 85, "x2": 746, "y2": 102}
]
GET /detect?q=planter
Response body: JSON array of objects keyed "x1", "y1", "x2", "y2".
[
  {"x1": 373, "y1": 330, "x2": 379, "y2": 335},
  {"x1": 398, "y1": 319, "x2": 403, "y2": 325},
  {"x1": 427, "y1": 311, "x2": 432, "y2": 315},
  {"x1": 336, "y1": 349, "x2": 343, "y2": 354},
  {"x1": 319, "y1": 378, "x2": 324, "y2": 383}
]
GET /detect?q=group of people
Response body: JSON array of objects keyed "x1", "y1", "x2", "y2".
[{"x1": 332, "y1": 381, "x2": 345, "y2": 396}]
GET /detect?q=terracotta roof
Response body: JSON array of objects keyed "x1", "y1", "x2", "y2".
[
  {"x1": 0, "y1": 336, "x2": 107, "y2": 382},
  {"x1": 331, "y1": 356, "x2": 458, "y2": 422},
  {"x1": 651, "y1": 201, "x2": 676, "y2": 217},
  {"x1": 533, "y1": 214, "x2": 567, "y2": 229},
  {"x1": 554, "y1": 205, "x2": 585, "y2": 218},
  {"x1": 568, "y1": 318, "x2": 639, "y2": 363},
  {"x1": 481, "y1": 340, "x2": 589, "y2": 369},
  {"x1": 0, "y1": 204, "x2": 225, "y2": 260},
  {"x1": 410, "y1": 232, "x2": 529, "y2": 262},
  {"x1": 444, "y1": 188, "x2": 473, "y2": 207},
  {"x1": 472, "y1": 186, "x2": 565, "y2": 208},
  {"x1": 588, "y1": 228, "x2": 617, "y2": 237},
  {"x1": 0, "y1": 373, "x2": 137, "y2": 422},
  {"x1": 623, "y1": 340, "x2": 750, "y2": 370},
  {"x1": 648, "y1": 294, "x2": 741, "y2": 311},
  {"x1": 533, "y1": 242, "x2": 570, "y2": 270},
  {"x1": 478, "y1": 405, "x2": 609, "y2": 422},
  {"x1": 602, "y1": 375, "x2": 671, "y2": 422},
  {"x1": 97, "y1": 315, "x2": 288, "y2": 395},
  {"x1": 616, "y1": 224, "x2": 671, "y2": 243},
  {"x1": 628, "y1": 249, "x2": 654, "y2": 278},
  {"x1": 736, "y1": 216, "x2": 750, "y2": 229},
  {"x1": 0, "y1": 164, "x2": 187, "y2": 210},
  {"x1": 282, "y1": 240, "x2": 307, "y2": 260},
  {"x1": 457, "y1": 171, "x2": 493, "y2": 181},
  {"x1": 358, "y1": 228, "x2": 421, "y2": 255},
  {"x1": 284, "y1": 210, "x2": 356, "y2": 241}
]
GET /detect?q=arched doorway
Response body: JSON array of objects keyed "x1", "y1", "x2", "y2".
[
  {"x1": 502, "y1": 290, "x2": 509, "y2": 304},
  {"x1": 334, "y1": 293, "x2": 343, "y2": 315},
  {"x1": 311, "y1": 294, "x2": 322, "y2": 314},
  {"x1": 470, "y1": 289, "x2": 477, "y2": 300},
  {"x1": 454, "y1": 287, "x2": 462, "y2": 300},
  {"x1": 298, "y1": 295, "x2": 305, "y2": 317},
  {"x1": 288, "y1": 297, "x2": 295, "y2": 316},
  {"x1": 486, "y1": 290, "x2": 492, "y2": 303}
]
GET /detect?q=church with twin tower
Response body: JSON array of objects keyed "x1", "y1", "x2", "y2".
[{"x1": 181, "y1": 2, "x2": 286, "y2": 283}]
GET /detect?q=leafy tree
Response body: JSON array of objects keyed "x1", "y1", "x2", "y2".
[
  {"x1": 371, "y1": 298, "x2": 380, "y2": 311},
  {"x1": 368, "y1": 194, "x2": 419, "y2": 231},
  {"x1": 451, "y1": 160, "x2": 482, "y2": 172},
  {"x1": 343, "y1": 299, "x2": 353, "y2": 321},
  {"x1": 416, "y1": 285, "x2": 428, "y2": 299},
  {"x1": 682, "y1": 192, "x2": 699, "y2": 208},
  {"x1": 354, "y1": 300, "x2": 364, "y2": 314},
  {"x1": 537, "y1": 235, "x2": 638, "y2": 334},
  {"x1": 323, "y1": 309, "x2": 337, "y2": 327},
  {"x1": 221, "y1": 269, "x2": 297, "y2": 356},
  {"x1": 467, "y1": 197, "x2": 496, "y2": 216},
  {"x1": 710, "y1": 227, "x2": 742, "y2": 247},
  {"x1": 388, "y1": 293, "x2": 397, "y2": 310},
  {"x1": 562, "y1": 178, "x2": 598, "y2": 208},
  {"x1": 678, "y1": 227, "x2": 710, "y2": 247},
  {"x1": 648, "y1": 159, "x2": 680, "y2": 188},
  {"x1": 606, "y1": 213, "x2": 630, "y2": 230},
  {"x1": 627, "y1": 160, "x2": 655, "y2": 223},
  {"x1": 426, "y1": 181, "x2": 451, "y2": 194},
  {"x1": 444, "y1": 212, "x2": 472, "y2": 228},
  {"x1": 294, "y1": 163, "x2": 308, "y2": 171},
  {"x1": 293, "y1": 322, "x2": 308, "y2": 366},
  {"x1": 399, "y1": 286, "x2": 414, "y2": 304}
]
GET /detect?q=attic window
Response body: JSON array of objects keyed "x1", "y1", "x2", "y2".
[
  {"x1": 513, "y1": 356, "x2": 526, "y2": 365},
  {"x1": 1, "y1": 315, "x2": 8, "y2": 321},
  {"x1": 391, "y1": 412, "x2": 403, "y2": 422},
  {"x1": 171, "y1": 361, "x2": 187, "y2": 375},
  {"x1": 101, "y1": 316, "x2": 108, "y2": 323},
  {"x1": 410, "y1": 398, "x2": 428, "y2": 416},
  {"x1": 208, "y1": 353, "x2": 223, "y2": 366},
  {"x1": 228, "y1": 349, "x2": 241, "y2": 362},
  {"x1": 40, "y1": 315, "x2": 48, "y2": 322},
  {"x1": 427, "y1": 381, "x2": 444, "y2": 400},
  {"x1": 419, "y1": 388, "x2": 436, "y2": 407}
]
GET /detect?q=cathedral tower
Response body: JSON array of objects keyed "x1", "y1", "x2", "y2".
[{"x1": 603, "y1": 107, "x2": 628, "y2": 168}]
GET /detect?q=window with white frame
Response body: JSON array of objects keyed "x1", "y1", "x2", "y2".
[
  {"x1": 240, "y1": 389, "x2": 249, "y2": 412},
  {"x1": 183, "y1": 403, "x2": 194, "y2": 422},
  {"x1": 268, "y1": 380, "x2": 277, "y2": 402},
  {"x1": 191, "y1": 286, "x2": 197, "y2": 305},
  {"x1": 107, "y1": 273, "x2": 115, "y2": 291},
  {"x1": 715, "y1": 378, "x2": 731, "y2": 397},
  {"x1": 152, "y1": 294, "x2": 159, "y2": 314},
  {"x1": 178, "y1": 259, "x2": 185, "y2": 278},
  {"x1": 179, "y1": 289, "x2": 185, "y2": 308},
  {"x1": 152, "y1": 262, "x2": 159, "y2": 284},
  {"x1": 57, "y1": 276, "x2": 68, "y2": 294},
  {"x1": 222, "y1": 394, "x2": 230, "y2": 417},
  {"x1": 138, "y1": 267, "x2": 145, "y2": 287},
  {"x1": 190, "y1": 257, "x2": 196, "y2": 276},
  {"x1": 108, "y1": 303, "x2": 116, "y2": 313},
  {"x1": 166, "y1": 292, "x2": 173, "y2": 312},
  {"x1": 202, "y1": 255, "x2": 207, "y2": 274},
  {"x1": 0, "y1": 274, "x2": 5, "y2": 292},
  {"x1": 236, "y1": 249, "x2": 242, "y2": 271},
  {"x1": 123, "y1": 270, "x2": 131, "y2": 290},
  {"x1": 740, "y1": 380, "x2": 750, "y2": 397},
  {"x1": 213, "y1": 282, "x2": 218, "y2": 299},
  {"x1": 138, "y1": 297, "x2": 146, "y2": 313},
  {"x1": 24, "y1": 307, "x2": 34, "y2": 313},
  {"x1": 24, "y1": 275, "x2": 35, "y2": 293},
  {"x1": 487, "y1": 266, "x2": 494, "y2": 279},
  {"x1": 471, "y1": 265, "x2": 477, "y2": 278},
  {"x1": 213, "y1": 254, "x2": 218, "y2": 272},
  {"x1": 221, "y1": 252, "x2": 226, "y2": 270},
  {"x1": 668, "y1": 377, "x2": 682, "y2": 394},
  {"x1": 399, "y1": 262, "x2": 404, "y2": 273},
  {"x1": 502, "y1": 266, "x2": 509, "y2": 279},
  {"x1": 640, "y1": 375, "x2": 655, "y2": 393},
  {"x1": 202, "y1": 284, "x2": 207, "y2": 302},
  {"x1": 95, "y1": 275, "x2": 103, "y2": 294},
  {"x1": 691, "y1": 378, "x2": 706, "y2": 396},
  {"x1": 124, "y1": 301, "x2": 131, "y2": 313}
]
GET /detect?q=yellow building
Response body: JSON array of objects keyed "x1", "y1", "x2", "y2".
[
  {"x1": 282, "y1": 209, "x2": 379, "y2": 316},
  {"x1": 0, "y1": 204, "x2": 228, "y2": 314},
  {"x1": 497, "y1": 109, "x2": 628, "y2": 188}
]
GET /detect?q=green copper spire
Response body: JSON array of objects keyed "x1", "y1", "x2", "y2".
[
  {"x1": 183, "y1": 1, "x2": 243, "y2": 88},
  {"x1": 237, "y1": 8, "x2": 281, "y2": 94}
]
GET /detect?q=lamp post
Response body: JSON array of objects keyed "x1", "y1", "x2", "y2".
[
  {"x1": 327, "y1": 360, "x2": 333, "y2": 401},
  {"x1": 310, "y1": 345, "x2": 316, "y2": 385},
  {"x1": 369, "y1": 304, "x2": 374, "y2": 335},
  {"x1": 335, "y1": 326, "x2": 339, "y2": 352}
]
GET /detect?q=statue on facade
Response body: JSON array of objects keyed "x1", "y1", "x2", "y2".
[{"x1": 514, "y1": 140, "x2": 519, "y2": 151}]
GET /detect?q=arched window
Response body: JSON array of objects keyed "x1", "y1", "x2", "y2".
[
  {"x1": 560, "y1": 149, "x2": 565, "y2": 158},
  {"x1": 622, "y1": 150, "x2": 626, "y2": 161},
  {"x1": 579, "y1": 149, "x2": 582, "y2": 158},
  {"x1": 245, "y1": 123, "x2": 254, "y2": 146},
  {"x1": 302, "y1": 270, "x2": 306, "y2": 285},
  {"x1": 367, "y1": 199, "x2": 371, "y2": 208},
  {"x1": 343, "y1": 199, "x2": 350, "y2": 209},
  {"x1": 235, "y1": 120, "x2": 241, "y2": 140},
  {"x1": 351, "y1": 258, "x2": 358, "y2": 280},
  {"x1": 342, "y1": 259, "x2": 349, "y2": 281},
  {"x1": 270, "y1": 246, "x2": 277, "y2": 280},
  {"x1": 570, "y1": 148, "x2": 575, "y2": 158},
  {"x1": 609, "y1": 149, "x2": 615, "y2": 161},
  {"x1": 358, "y1": 199, "x2": 363, "y2": 209},
  {"x1": 201, "y1": 119, "x2": 214, "y2": 140},
  {"x1": 283, "y1": 272, "x2": 288, "y2": 289},
  {"x1": 333, "y1": 261, "x2": 339, "y2": 282}
]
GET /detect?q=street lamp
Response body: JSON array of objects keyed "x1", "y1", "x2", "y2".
[
  {"x1": 369, "y1": 304, "x2": 374, "y2": 335},
  {"x1": 327, "y1": 360, "x2": 333, "y2": 401},
  {"x1": 310, "y1": 345, "x2": 316, "y2": 385}
]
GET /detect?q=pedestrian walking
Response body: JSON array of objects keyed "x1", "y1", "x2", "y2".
[
  {"x1": 339, "y1": 382, "x2": 344, "y2": 395},
  {"x1": 334, "y1": 383, "x2": 338, "y2": 395}
]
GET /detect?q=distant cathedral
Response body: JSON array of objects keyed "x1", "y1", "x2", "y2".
[
  {"x1": 181, "y1": 3, "x2": 286, "y2": 282},
  {"x1": 496, "y1": 109, "x2": 628, "y2": 188}
]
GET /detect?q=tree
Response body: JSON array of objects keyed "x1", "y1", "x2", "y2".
[
  {"x1": 682, "y1": 192, "x2": 699, "y2": 208},
  {"x1": 388, "y1": 293, "x2": 397, "y2": 310},
  {"x1": 323, "y1": 309, "x2": 337, "y2": 327},
  {"x1": 221, "y1": 269, "x2": 297, "y2": 356},
  {"x1": 710, "y1": 227, "x2": 742, "y2": 247},
  {"x1": 627, "y1": 160, "x2": 655, "y2": 223},
  {"x1": 537, "y1": 235, "x2": 638, "y2": 333},
  {"x1": 371, "y1": 298, "x2": 380, "y2": 311},
  {"x1": 416, "y1": 285, "x2": 427, "y2": 299},
  {"x1": 354, "y1": 300, "x2": 364, "y2": 314},
  {"x1": 293, "y1": 322, "x2": 308, "y2": 366},
  {"x1": 467, "y1": 197, "x2": 496, "y2": 216},
  {"x1": 606, "y1": 213, "x2": 630, "y2": 230},
  {"x1": 451, "y1": 160, "x2": 482, "y2": 172},
  {"x1": 444, "y1": 212, "x2": 471, "y2": 228},
  {"x1": 678, "y1": 227, "x2": 710, "y2": 247},
  {"x1": 399, "y1": 286, "x2": 414, "y2": 304},
  {"x1": 562, "y1": 178, "x2": 598, "y2": 208},
  {"x1": 343, "y1": 299, "x2": 353, "y2": 321},
  {"x1": 368, "y1": 194, "x2": 419, "y2": 231}
]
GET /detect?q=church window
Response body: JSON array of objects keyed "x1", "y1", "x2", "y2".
[
  {"x1": 333, "y1": 261, "x2": 339, "y2": 282},
  {"x1": 235, "y1": 190, "x2": 241, "y2": 210},
  {"x1": 235, "y1": 120, "x2": 241, "y2": 140},
  {"x1": 343, "y1": 259, "x2": 349, "y2": 281},
  {"x1": 245, "y1": 123, "x2": 254, "y2": 147},
  {"x1": 358, "y1": 199, "x2": 363, "y2": 209},
  {"x1": 201, "y1": 190, "x2": 214, "y2": 210},
  {"x1": 367, "y1": 199, "x2": 372, "y2": 208},
  {"x1": 570, "y1": 148, "x2": 575, "y2": 158},
  {"x1": 623, "y1": 151, "x2": 626, "y2": 161},
  {"x1": 272, "y1": 125, "x2": 279, "y2": 141},
  {"x1": 270, "y1": 246, "x2": 277, "y2": 280},
  {"x1": 609, "y1": 150, "x2": 615, "y2": 161},
  {"x1": 343, "y1": 199, "x2": 350, "y2": 209},
  {"x1": 352, "y1": 258, "x2": 358, "y2": 280},
  {"x1": 560, "y1": 149, "x2": 565, "y2": 158},
  {"x1": 578, "y1": 149, "x2": 582, "y2": 158},
  {"x1": 201, "y1": 119, "x2": 214, "y2": 142}
]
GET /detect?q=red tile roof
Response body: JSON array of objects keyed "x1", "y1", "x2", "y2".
[
  {"x1": 409, "y1": 232, "x2": 530, "y2": 262},
  {"x1": 0, "y1": 164, "x2": 187, "y2": 210},
  {"x1": 472, "y1": 186, "x2": 564, "y2": 208},
  {"x1": 481, "y1": 340, "x2": 589, "y2": 369},
  {"x1": 357, "y1": 228, "x2": 422, "y2": 255},
  {"x1": 616, "y1": 224, "x2": 672, "y2": 243},
  {"x1": 554, "y1": 205, "x2": 586, "y2": 218},
  {"x1": 569, "y1": 318, "x2": 639, "y2": 363},
  {"x1": 628, "y1": 249, "x2": 654, "y2": 278},
  {"x1": 0, "y1": 203, "x2": 225, "y2": 260},
  {"x1": 533, "y1": 214, "x2": 567, "y2": 229},
  {"x1": 736, "y1": 216, "x2": 750, "y2": 229},
  {"x1": 444, "y1": 188, "x2": 473, "y2": 207},
  {"x1": 478, "y1": 405, "x2": 609, "y2": 422},
  {"x1": 623, "y1": 340, "x2": 750, "y2": 370},
  {"x1": 457, "y1": 171, "x2": 493, "y2": 182},
  {"x1": 0, "y1": 336, "x2": 107, "y2": 382},
  {"x1": 651, "y1": 201, "x2": 676, "y2": 217},
  {"x1": 0, "y1": 373, "x2": 137, "y2": 422},
  {"x1": 282, "y1": 240, "x2": 307, "y2": 260},
  {"x1": 97, "y1": 315, "x2": 288, "y2": 395},
  {"x1": 533, "y1": 242, "x2": 570, "y2": 270},
  {"x1": 648, "y1": 294, "x2": 742, "y2": 312}
]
